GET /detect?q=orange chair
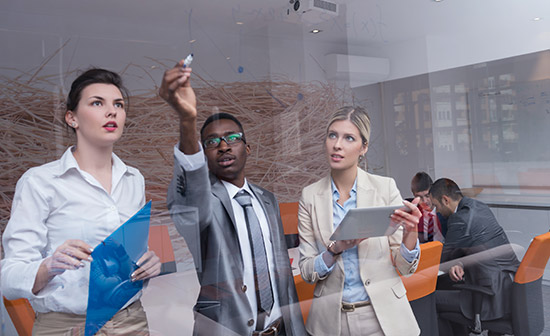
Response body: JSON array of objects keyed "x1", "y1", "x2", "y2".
[
  {"x1": 3, "y1": 225, "x2": 175, "y2": 334},
  {"x1": 3, "y1": 297, "x2": 34, "y2": 336},
  {"x1": 279, "y1": 202, "x2": 300, "y2": 249},
  {"x1": 279, "y1": 202, "x2": 315, "y2": 324},
  {"x1": 401, "y1": 241, "x2": 443, "y2": 336},
  {"x1": 293, "y1": 274, "x2": 315, "y2": 324},
  {"x1": 148, "y1": 225, "x2": 177, "y2": 275},
  {"x1": 401, "y1": 241, "x2": 443, "y2": 301}
]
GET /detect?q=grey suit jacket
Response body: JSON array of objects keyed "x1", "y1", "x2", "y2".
[
  {"x1": 441, "y1": 197, "x2": 520, "y2": 320},
  {"x1": 167, "y1": 162, "x2": 306, "y2": 336}
]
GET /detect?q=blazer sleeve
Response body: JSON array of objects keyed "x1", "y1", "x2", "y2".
[
  {"x1": 297, "y1": 190, "x2": 328, "y2": 284},
  {"x1": 167, "y1": 160, "x2": 213, "y2": 271},
  {"x1": 386, "y1": 177, "x2": 419, "y2": 276},
  {"x1": 439, "y1": 215, "x2": 472, "y2": 272}
]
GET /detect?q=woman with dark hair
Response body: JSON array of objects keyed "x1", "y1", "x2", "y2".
[
  {"x1": 1, "y1": 68, "x2": 160, "y2": 335},
  {"x1": 298, "y1": 106, "x2": 422, "y2": 335}
]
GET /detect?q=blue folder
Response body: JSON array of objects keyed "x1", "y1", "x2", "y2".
[{"x1": 85, "y1": 201, "x2": 151, "y2": 336}]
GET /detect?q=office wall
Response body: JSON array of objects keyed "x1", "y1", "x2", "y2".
[
  {"x1": 354, "y1": 50, "x2": 550, "y2": 201},
  {"x1": 353, "y1": 49, "x2": 550, "y2": 280}
]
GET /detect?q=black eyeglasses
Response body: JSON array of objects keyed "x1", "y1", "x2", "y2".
[{"x1": 203, "y1": 132, "x2": 245, "y2": 149}]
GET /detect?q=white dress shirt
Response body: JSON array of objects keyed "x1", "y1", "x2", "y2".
[
  {"x1": 174, "y1": 144, "x2": 282, "y2": 329},
  {"x1": 421, "y1": 207, "x2": 445, "y2": 243},
  {"x1": 1, "y1": 147, "x2": 145, "y2": 314}
]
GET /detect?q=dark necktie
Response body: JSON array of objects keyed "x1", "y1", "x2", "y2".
[{"x1": 234, "y1": 190, "x2": 274, "y2": 315}]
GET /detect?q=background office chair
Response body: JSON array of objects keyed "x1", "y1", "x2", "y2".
[
  {"x1": 3, "y1": 297, "x2": 34, "y2": 336},
  {"x1": 401, "y1": 241, "x2": 443, "y2": 336},
  {"x1": 439, "y1": 231, "x2": 550, "y2": 335},
  {"x1": 279, "y1": 202, "x2": 316, "y2": 324}
]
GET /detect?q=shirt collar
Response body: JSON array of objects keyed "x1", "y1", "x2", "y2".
[
  {"x1": 330, "y1": 177, "x2": 358, "y2": 200},
  {"x1": 222, "y1": 178, "x2": 253, "y2": 200},
  {"x1": 55, "y1": 146, "x2": 131, "y2": 178}
]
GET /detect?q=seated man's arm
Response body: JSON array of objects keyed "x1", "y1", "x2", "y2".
[{"x1": 440, "y1": 218, "x2": 469, "y2": 272}]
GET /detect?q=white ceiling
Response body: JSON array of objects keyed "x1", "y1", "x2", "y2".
[{"x1": 1, "y1": 0, "x2": 549, "y2": 86}]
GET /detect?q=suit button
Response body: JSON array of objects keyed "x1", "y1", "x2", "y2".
[
  {"x1": 365, "y1": 279, "x2": 371, "y2": 286},
  {"x1": 248, "y1": 319, "x2": 254, "y2": 327},
  {"x1": 241, "y1": 284, "x2": 247, "y2": 292}
]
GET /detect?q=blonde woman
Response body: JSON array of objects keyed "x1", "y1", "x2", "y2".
[{"x1": 298, "y1": 106, "x2": 422, "y2": 335}]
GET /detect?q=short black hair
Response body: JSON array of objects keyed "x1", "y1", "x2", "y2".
[
  {"x1": 411, "y1": 172, "x2": 433, "y2": 194},
  {"x1": 66, "y1": 68, "x2": 128, "y2": 111},
  {"x1": 429, "y1": 178, "x2": 463, "y2": 202},
  {"x1": 200, "y1": 112, "x2": 246, "y2": 143}
]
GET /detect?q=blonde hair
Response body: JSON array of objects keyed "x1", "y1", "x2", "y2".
[{"x1": 326, "y1": 106, "x2": 371, "y2": 145}]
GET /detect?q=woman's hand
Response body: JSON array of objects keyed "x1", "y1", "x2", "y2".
[
  {"x1": 131, "y1": 251, "x2": 161, "y2": 282},
  {"x1": 390, "y1": 197, "x2": 422, "y2": 250},
  {"x1": 33, "y1": 239, "x2": 93, "y2": 294},
  {"x1": 322, "y1": 238, "x2": 366, "y2": 268},
  {"x1": 45, "y1": 239, "x2": 93, "y2": 276},
  {"x1": 331, "y1": 239, "x2": 365, "y2": 254},
  {"x1": 159, "y1": 60, "x2": 196, "y2": 122}
]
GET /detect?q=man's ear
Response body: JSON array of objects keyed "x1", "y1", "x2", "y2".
[
  {"x1": 441, "y1": 195, "x2": 451, "y2": 206},
  {"x1": 245, "y1": 144, "x2": 251, "y2": 156}
]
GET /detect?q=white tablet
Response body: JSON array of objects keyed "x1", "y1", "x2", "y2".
[{"x1": 329, "y1": 205, "x2": 406, "y2": 241}]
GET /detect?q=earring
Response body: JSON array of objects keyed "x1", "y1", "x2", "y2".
[{"x1": 71, "y1": 123, "x2": 76, "y2": 128}]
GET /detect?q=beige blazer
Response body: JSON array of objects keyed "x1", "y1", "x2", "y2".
[{"x1": 298, "y1": 168, "x2": 420, "y2": 336}]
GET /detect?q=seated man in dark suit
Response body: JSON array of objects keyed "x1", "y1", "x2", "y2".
[
  {"x1": 430, "y1": 178, "x2": 520, "y2": 335},
  {"x1": 159, "y1": 60, "x2": 306, "y2": 335}
]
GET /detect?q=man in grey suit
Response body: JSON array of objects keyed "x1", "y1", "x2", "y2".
[
  {"x1": 159, "y1": 61, "x2": 306, "y2": 336},
  {"x1": 430, "y1": 178, "x2": 520, "y2": 335}
]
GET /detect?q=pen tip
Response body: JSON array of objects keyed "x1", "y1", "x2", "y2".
[{"x1": 191, "y1": 53, "x2": 194, "y2": 57}]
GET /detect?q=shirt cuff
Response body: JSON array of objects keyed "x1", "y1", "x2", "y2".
[
  {"x1": 173, "y1": 143, "x2": 205, "y2": 171},
  {"x1": 400, "y1": 239, "x2": 420, "y2": 263},
  {"x1": 314, "y1": 251, "x2": 335, "y2": 277}
]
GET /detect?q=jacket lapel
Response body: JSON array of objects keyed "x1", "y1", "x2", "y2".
[
  {"x1": 249, "y1": 184, "x2": 274, "y2": 244},
  {"x1": 356, "y1": 168, "x2": 376, "y2": 208},
  {"x1": 355, "y1": 169, "x2": 378, "y2": 262},
  {"x1": 313, "y1": 176, "x2": 336, "y2": 247},
  {"x1": 209, "y1": 173, "x2": 238, "y2": 232}
]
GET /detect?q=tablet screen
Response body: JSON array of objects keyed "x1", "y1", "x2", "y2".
[{"x1": 329, "y1": 205, "x2": 404, "y2": 241}]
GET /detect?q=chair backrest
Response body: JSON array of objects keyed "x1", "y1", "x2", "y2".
[
  {"x1": 293, "y1": 274, "x2": 315, "y2": 324},
  {"x1": 514, "y1": 232, "x2": 550, "y2": 284},
  {"x1": 280, "y1": 202, "x2": 300, "y2": 249},
  {"x1": 401, "y1": 241, "x2": 443, "y2": 301},
  {"x1": 3, "y1": 297, "x2": 34, "y2": 336},
  {"x1": 280, "y1": 202, "x2": 315, "y2": 324},
  {"x1": 148, "y1": 225, "x2": 177, "y2": 275},
  {"x1": 279, "y1": 202, "x2": 299, "y2": 235},
  {"x1": 509, "y1": 232, "x2": 550, "y2": 336}
]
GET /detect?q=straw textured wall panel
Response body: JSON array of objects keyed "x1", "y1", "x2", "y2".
[{"x1": 0, "y1": 68, "x2": 353, "y2": 267}]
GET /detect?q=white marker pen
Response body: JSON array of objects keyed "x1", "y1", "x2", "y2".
[{"x1": 183, "y1": 53, "x2": 194, "y2": 68}]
